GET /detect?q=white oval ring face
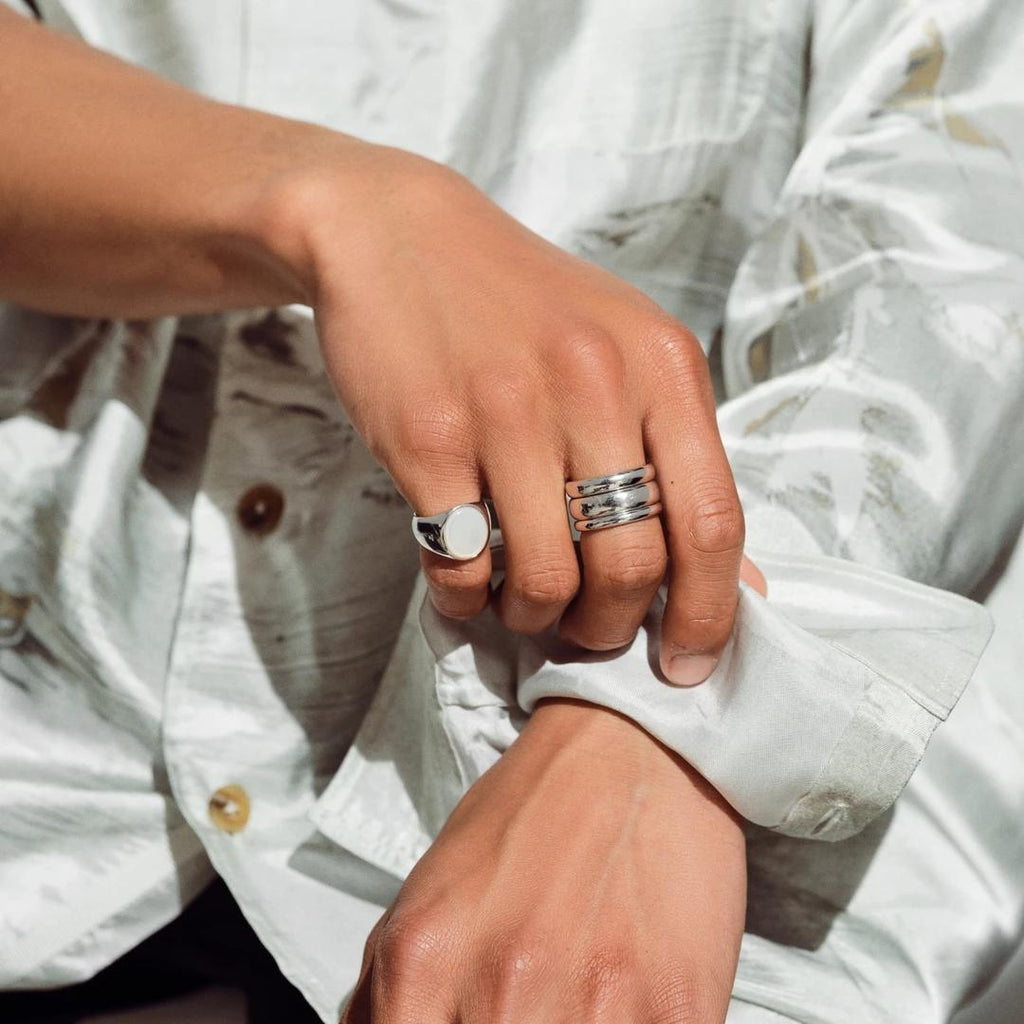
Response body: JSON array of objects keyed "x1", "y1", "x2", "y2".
[{"x1": 440, "y1": 504, "x2": 490, "y2": 560}]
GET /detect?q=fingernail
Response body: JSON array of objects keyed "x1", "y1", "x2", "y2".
[{"x1": 664, "y1": 652, "x2": 718, "y2": 687}]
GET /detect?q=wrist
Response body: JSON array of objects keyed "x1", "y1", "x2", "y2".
[
  {"x1": 526, "y1": 698, "x2": 677, "y2": 769},
  {"x1": 252, "y1": 132, "x2": 452, "y2": 310},
  {"x1": 229, "y1": 121, "x2": 344, "y2": 309},
  {"x1": 523, "y1": 699, "x2": 745, "y2": 831}
]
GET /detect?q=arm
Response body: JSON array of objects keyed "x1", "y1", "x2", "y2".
[
  {"x1": 340, "y1": 540, "x2": 765, "y2": 1024},
  {"x1": 2, "y1": 11, "x2": 756, "y2": 1019},
  {"x1": 0, "y1": 5, "x2": 311, "y2": 315},
  {"x1": 0, "y1": 4, "x2": 747, "y2": 685}
]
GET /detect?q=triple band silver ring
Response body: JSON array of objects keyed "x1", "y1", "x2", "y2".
[
  {"x1": 411, "y1": 462, "x2": 661, "y2": 561},
  {"x1": 565, "y1": 463, "x2": 662, "y2": 533}
]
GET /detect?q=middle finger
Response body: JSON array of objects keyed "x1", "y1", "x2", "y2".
[{"x1": 559, "y1": 437, "x2": 668, "y2": 651}]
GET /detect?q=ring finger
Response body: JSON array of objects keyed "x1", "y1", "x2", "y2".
[{"x1": 403, "y1": 471, "x2": 494, "y2": 621}]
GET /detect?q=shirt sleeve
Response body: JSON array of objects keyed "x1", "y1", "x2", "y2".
[
  {"x1": 517, "y1": 0, "x2": 1020, "y2": 840},
  {"x1": 722, "y1": 0, "x2": 1024, "y2": 594}
]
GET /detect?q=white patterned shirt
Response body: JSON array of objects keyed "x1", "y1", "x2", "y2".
[{"x1": 1, "y1": 1, "x2": 1023, "y2": 1022}]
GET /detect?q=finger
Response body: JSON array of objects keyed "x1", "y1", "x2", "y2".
[
  {"x1": 340, "y1": 961, "x2": 374, "y2": 1024},
  {"x1": 340, "y1": 910, "x2": 391, "y2": 1024},
  {"x1": 370, "y1": 909, "x2": 456, "y2": 1024},
  {"x1": 557, "y1": 410, "x2": 667, "y2": 652},
  {"x1": 559, "y1": 469, "x2": 668, "y2": 651},
  {"x1": 643, "y1": 327, "x2": 745, "y2": 686},
  {"x1": 490, "y1": 434, "x2": 581, "y2": 635},
  {"x1": 740, "y1": 554, "x2": 767, "y2": 597},
  {"x1": 418, "y1": 541, "x2": 492, "y2": 621},
  {"x1": 388, "y1": 396, "x2": 492, "y2": 620},
  {"x1": 407, "y1": 482, "x2": 493, "y2": 623}
]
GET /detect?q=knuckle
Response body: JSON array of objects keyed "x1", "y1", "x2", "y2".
[
  {"x1": 509, "y1": 558, "x2": 580, "y2": 611},
  {"x1": 573, "y1": 947, "x2": 632, "y2": 999},
  {"x1": 376, "y1": 910, "x2": 450, "y2": 982},
  {"x1": 641, "y1": 320, "x2": 702, "y2": 376},
  {"x1": 646, "y1": 963, "x2": 723, "y2": 1024},
  {"x1": 395, "y1": 397, "x2": 472, "y2": 471},
  {"x1": 688, "y1": 602, "x2": 738, "y2": 641},
  {"x1": 552, "y1": 325, "x2": 624, "y2": 389},
  {"x1": 424, "y1": 560, "x2": 490, "y2": 596},
  {"x1": 666, "y1": 585, "x2": 739, "y2": 651},
  {"x1": 485, "y1": 934, "x2": 546, "y2": 999},
  {"x1": 684, "y1": 492, "x2": 745, "y2": 556},
  {"x1": 594, "y1": 542, "x2": 666, "y2": 597}
]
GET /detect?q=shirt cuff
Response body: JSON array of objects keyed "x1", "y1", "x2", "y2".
[
  {"x1": 517, "y1": 547, "x2": 990, "y2": 839},
  {"x1": 311, "y1": 546, "x2": 991, "y2": 879}
]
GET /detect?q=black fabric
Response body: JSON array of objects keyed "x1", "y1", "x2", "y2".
[{"x1": 0, "y1": 880, "x2": 322, "y2": 1024}]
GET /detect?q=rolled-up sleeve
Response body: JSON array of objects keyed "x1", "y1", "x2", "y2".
[{"x1": 722, "y1": 0, "x2": 1024, "y2": 595}]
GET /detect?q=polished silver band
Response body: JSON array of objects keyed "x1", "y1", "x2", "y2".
[
  {"x1": 566, "y1": 462, "x2": 662, "y2": 534},
  {"x1": 574, "y1": 502, "x2": 664, "y2": 532},
  {"x1": 411, "y1": 500, "x2": 502, "y2": 561},
  {"x1": 568, "y1": 480, "x2": 661, "y2": 523},
  {"x1": 565, "y1": 463, "x2": 656, "y2": 499}
]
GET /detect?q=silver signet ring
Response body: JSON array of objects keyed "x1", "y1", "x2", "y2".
[{"x1": 411, "y1": 501, "x2": 495, "y2": 561}]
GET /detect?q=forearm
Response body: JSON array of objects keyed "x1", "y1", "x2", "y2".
[{"x1": 0, "y1": 8, "x2": 364, "y2": 318}]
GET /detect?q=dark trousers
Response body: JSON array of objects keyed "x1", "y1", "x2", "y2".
[{"x1": 0, "y1": 880, "x2": 322, "y2": 1024}]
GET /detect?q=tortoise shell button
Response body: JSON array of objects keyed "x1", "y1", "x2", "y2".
[
  {"x1": 236, "y1": 484, "x2": 285, "y2": 536},
  {"x1": 208, "y1": 784, "x2": 251, "y2": 834},
  {"x1": 0, "y1": 590, "x2": 32, "y2": 649}
]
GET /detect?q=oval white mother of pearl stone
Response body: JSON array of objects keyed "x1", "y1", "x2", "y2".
[{"x1": 440, "y1": 504, "x2": 490, "y2": 560}]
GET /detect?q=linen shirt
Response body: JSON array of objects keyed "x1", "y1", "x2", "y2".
[{"x1": 1, "y1": 1, "x2": 1023, "y2": 1021}]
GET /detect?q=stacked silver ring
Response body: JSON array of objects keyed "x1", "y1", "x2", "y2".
[{"x1": 566, "y1": 463, "x2": 662, "y2": 533}]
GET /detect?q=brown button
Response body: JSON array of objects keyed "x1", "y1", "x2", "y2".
[
  {"x1": 236, "y1": 484, "x2": 285, "y2": 536},
  {"x1": 0, "y1": 590, "x2": 32, "y2": 649},
  {"x1": 208, "y1": 784, "x2": 251, "y2": 834}
]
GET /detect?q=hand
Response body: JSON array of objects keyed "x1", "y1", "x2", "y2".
[
  {"x1": 0, "y1": 11, "x2": 745, "y2": 684},
  {"x1": 287, "y1": 147, "x2": 746, "y2": 685},
  {"x1": 340, "y1": 699, "x2": 747, "y2": 1024}
]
